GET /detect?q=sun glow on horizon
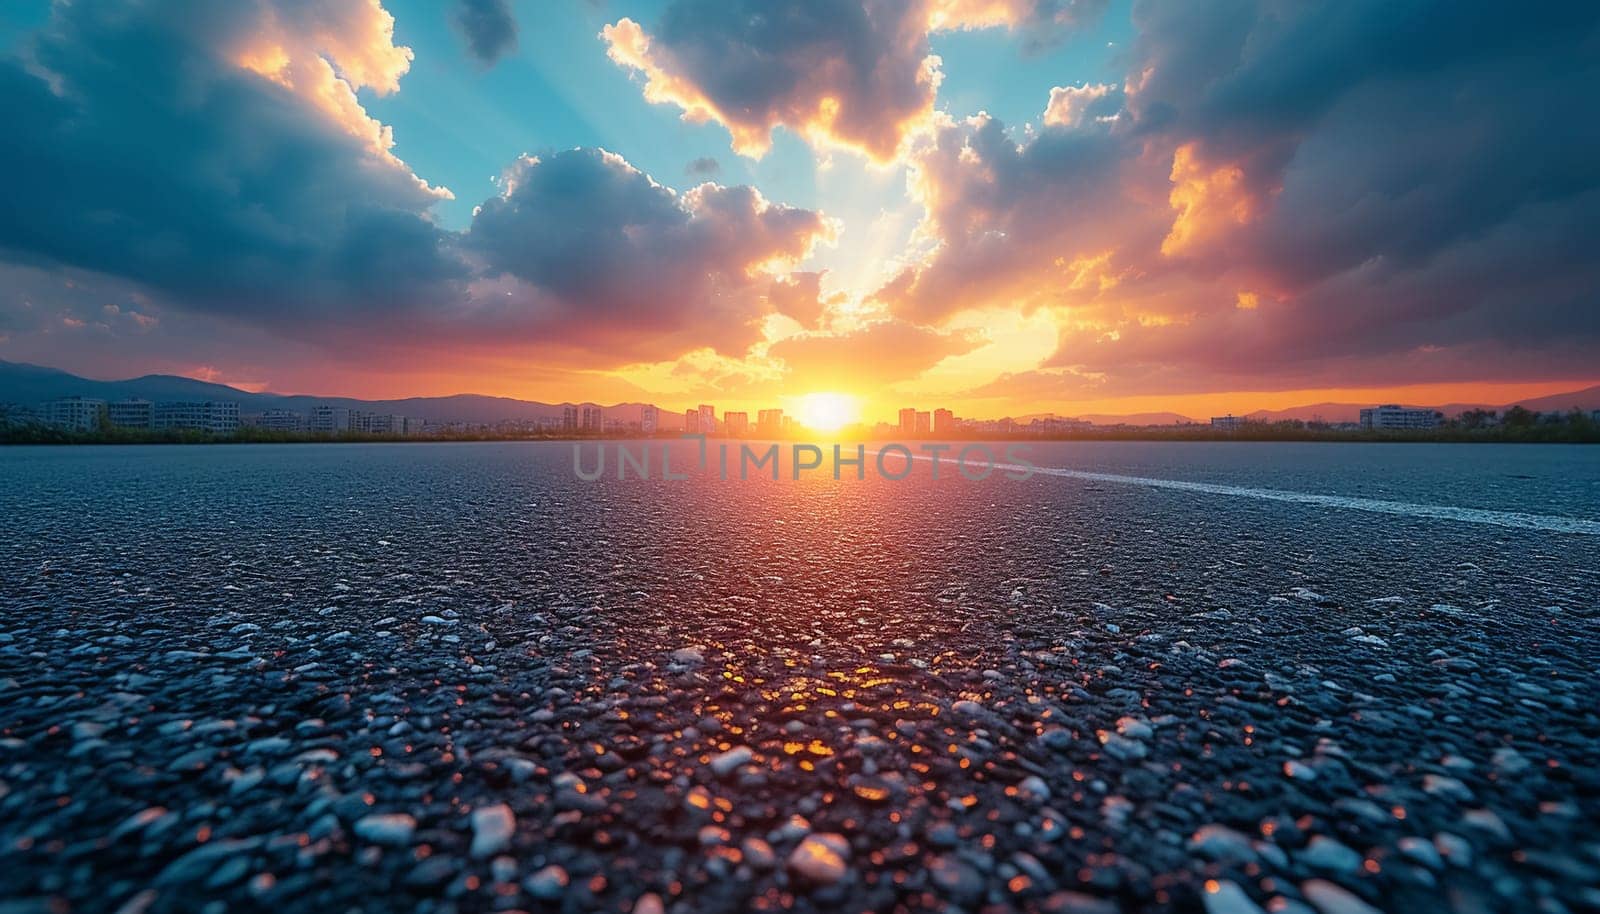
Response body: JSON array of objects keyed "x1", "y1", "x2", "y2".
[{"x1": 791, "y1": 392, "x2": 861, "y2": 432}]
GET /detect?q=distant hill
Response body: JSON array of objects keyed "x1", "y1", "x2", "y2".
[
  {"x1": 1075, "y1": 411, "x2": 1197, "y2": 427},
  {"x1": 1244, "y1": 385, "x2": 1600, "y2": 424},
  {"x1": 1014, "y1": 411, "x2": 1197, "y2": 426},
  {"x1": 0, "y1": 360, "x2": 663, "y2": 425},
  {"x1": 1512, "y1": 385, "x2": 1600, "y2": 414}
]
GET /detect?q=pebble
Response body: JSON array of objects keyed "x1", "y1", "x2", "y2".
[
  {"x1": 1189, "y1": 824, "x2": 1258, "y2": 863},
  {"x1": 788, "y1": 833, "x2": 850, "y2": 885},
  {"x1": 741, "y1": 837, "x2": 776, "y2": 869},
  {"x1": 1434, "y1": 832, "x2": 1474, "y2": 867},
  {"x1": 928, "y1": 854, "x2": 983, "y2": 905},
  {"x1": 1300, "y1": 879, "x2": 1382, "y2": 914},
  {"x1": 469, "y1": 803, "x2": 515, "y2": 858},
  {"x1": 353, "y1": 813, "x2": 416, "y2": 847},
  {"x1": 709, "y1": 745, "x2": 754, "y2": 777},
  {"x1": 1203, "y1": 880, "x2": 1267, "y2": 914},
  {"x1": 1284, "y1": 759, "x2": 1317, "y2": 781},
  {"x1": 525, "y1": 864, "x2": 569, "y2": 900},
  {"x1": 1299, "y1": 836, "x2": 1364, "y2": 876}
]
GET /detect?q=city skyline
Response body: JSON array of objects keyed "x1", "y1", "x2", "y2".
[
  {"x1": 0, "y1": 2, "x2": 1595, "y2": 422},
  {"x1": 14, "y1": 383, "x2": 1600, "y2": 442}
]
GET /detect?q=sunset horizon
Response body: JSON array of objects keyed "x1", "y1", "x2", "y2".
[
  {"x1": 6, "y1": 356, "x2": 1597, "y2": 427},
  {"x1": 2, "y1": 1, "x2": 1595, "y2": 422}
]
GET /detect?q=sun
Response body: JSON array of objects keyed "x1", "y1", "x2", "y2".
[{"x1": 792, "y1": 392, "x2": 860, "y2": 432}]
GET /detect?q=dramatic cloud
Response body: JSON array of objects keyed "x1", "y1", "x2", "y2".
[
  {"x1": 885, "y1": 0, "x2": 1600, "y2": 394},
  {"x1": 464, "y1": 148, "x2": 836, "y2": 361},
  {"x1": 878, "y1": 110, "x2": 1164, "y2": 324},
  {"x1": 452, "y1": 0, "x2": 519, "y2": 65},
  {"x1": 603, "y1": 0, "x2": 1103, "y2": 163},
  {"x1": 0, "y1": 0, "x2": 460, "y2": 327},
  {"x1": 0, "y1": 2, "x2": 837, "y2": 372},
  {"x1": 764, "y1": 272, "x2": 834, "y2": 329}
]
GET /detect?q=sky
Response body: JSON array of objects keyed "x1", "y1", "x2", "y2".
[{"x1": 0, "y1": 0, "x2": 1596, "y2": 423}]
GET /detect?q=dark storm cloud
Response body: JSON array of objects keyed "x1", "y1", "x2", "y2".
[{"x1": 452, "y1": 0, "x2": 519, "y2": 65}]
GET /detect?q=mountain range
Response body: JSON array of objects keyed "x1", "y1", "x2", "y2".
[
  {"x1": 1238, "y1": 388, "x2": 1600, "y2": 424},
  {"x1": 0, "y1": 360, "x2": 666, "y2": 426},
  {"x1": 2, "y1": 360, "x2": 1597, "y2": 427}
]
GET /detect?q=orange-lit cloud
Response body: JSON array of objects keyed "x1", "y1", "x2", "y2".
[
  {"x1": 602, "y1": 12, "x2": 938, "y2": 164},
  {"x1": 1042, "y1": 82, "x2": 1116, "y2": 128},
  {"x1": 461, "y1": 149, "x2": 838, "y2": 365},
  {"x1": 1160, "y1": 143, "x2": 1256, "y2": 257},
  {"x1": 603, "y1": 0, "x2": 1106, "y2": 163},
  {"x1": 229, "y1": 0, "x2": 446, "y2": 198}
]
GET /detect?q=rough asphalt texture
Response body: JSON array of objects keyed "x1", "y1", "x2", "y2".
[{"x1": 1, "y1": 443, "x2": 1596, "y2": 913}]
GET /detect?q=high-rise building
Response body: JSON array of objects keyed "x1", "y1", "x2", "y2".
[
  {"x1": 915, "y1": 411, "x2": 931, "y2": 435},
  {"x1": 698, "y1": 404, "x2": 716, "y2": 434},
  {"x1": 932, "y1": 408, "x2": 955, "y2": 435},
  {"x1": 1211, "y1": 415, "x2": 1244, "y2": 431},
  {"x1": 641, "y1": 405, "x2": 660, "y2": 434},
  {"x1": 724, "y1": 411, "x2": 749, "y2": 437},
  {"x1": 581, "y1": 405, "x2": 604, "y2": 431},
  {"x1": 684, "y1": 408, "x2": 700, "y2": 434},
  {"x1": 898, "y1": 407, "x2": 916, "y2": 436},
  {"x1": 756, "y1": 408, "x2": 783, "y2": 435},
  {"x1": 44, "y1": 397, "x2": 105, "y2": 431},
  {"x1": 107, "y1": 399, "x2": 154, "y2": 430},
  {"x1": 562, "y1": 405, "x2": 578, "y2": 431}
]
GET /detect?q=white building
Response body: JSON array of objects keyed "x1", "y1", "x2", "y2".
[
  {"x1": 257, "y1": 409, "x2": 305, "y2": 432},
  {"x1": 155, "y1": 401, "x2": 239, "y2": 435},
  {"x1": 362, "y1": 413, "x2": 417, "y2": 435},
  {"x1": 581, "y1": 405, "x2": 603, "y2": 432},
  {"x1": 44, "y1": 397, "x2": 105, "y2": 431},
  {"x1": 308, "y1": 405, "x2": 352, "y2": 434},
  {"x1": 1360, "y1": 405, "x2": 1440, "y2": 430},
  {"x1": 1211, "y1": 415, "x2": 1245, "y2": 431},
  {"x1": 107, "y1": 399, "x2": 154, "y2": 430},
  {"x1": 1029, "y1": 417, "x2": 1091, "y2": 433},
  {"x1": 640, "y1": 404, "x2": 659, "y2": 434}
]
